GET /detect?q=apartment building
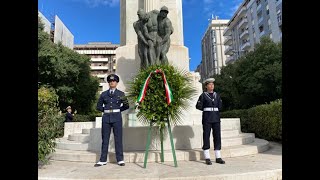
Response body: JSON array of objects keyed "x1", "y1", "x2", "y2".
[
  {"x1": 224, "y1": 0, "x2": 282, "y2": 64},
  {"x1": 74, "y1": 42, "x2": 119, "y2": 93}
]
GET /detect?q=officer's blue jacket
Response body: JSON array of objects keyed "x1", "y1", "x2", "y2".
[
  {"x1": 196, "y1": 92, "x2": 222, "y2": 123},
  {"x1": 97, "y1": 89, "x2": 129, "y2": 123}
]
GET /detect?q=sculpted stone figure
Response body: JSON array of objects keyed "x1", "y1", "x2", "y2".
[
  {"x1": 133, "y1": 9, "x2": 149, "y2": 69},
  {"x1": 157, "y1": 6, "x2": 173, "y2": 64},
  {"x1": 134, "y1": 6, "x2": 173, "y2": 69},
  {"x1": 142, "y1": 10, "x2": 161, "y2": 65}
]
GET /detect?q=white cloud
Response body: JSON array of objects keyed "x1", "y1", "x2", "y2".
[{"x1": 72, "y1": 0, "x2": 119, "y2": 7}]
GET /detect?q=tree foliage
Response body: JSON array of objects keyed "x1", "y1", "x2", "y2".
[
  {"x1": 213, "y1": 37, "x2": 282, "y2": 110},
  {"x1": 38, "y1": 87, "x2": 64, "y2": 163},
  {"x1": 38, "y1": 17, "x2": 99, "y2": 114}
]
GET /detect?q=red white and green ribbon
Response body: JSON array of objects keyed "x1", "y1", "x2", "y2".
[{"x1": 136, "y1": 69, "x2": 173, "y2": 105}]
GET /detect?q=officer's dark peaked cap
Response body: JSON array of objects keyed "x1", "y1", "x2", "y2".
[{"x1": 106, "y1": 74, "x2": 119, "y2": 83}]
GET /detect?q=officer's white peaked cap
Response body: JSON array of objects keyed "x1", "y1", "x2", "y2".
[{"x1": 203, "y1": 78, "x2": 215, "y2": 85}]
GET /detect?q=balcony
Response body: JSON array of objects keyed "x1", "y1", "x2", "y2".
[
  {"x1": 259, "y1": 30, "x2": 266, "y2": 37},
  {"x1": 223, "y1": 36, "x2": 232, "y2": 45},
  {"x1": 99, "y1": 83, "x2": 106, "y2": 87},
  {"x1": 239, "y1": 30, "x2": 249, "y2": 39},
  {"x1": 278, "y1": 18, "x2": 282, "y2": 26},
  {"x1": 223, "y1": 27, "x2": 231, "y2": 36},
  {"x1": 224, "y1": 46, "x2": 234, "y2": 55},
  {"x1": 238, "y1": 6, "x2": 247, "y2": 18},
  {"x1": 257, "y1": 3, "x2": 262, "y2": 12},
  {"x1": 96, "y1": 74, "x2": 108, "y2": 78},
  {"x1": 91, "y1": 57, "x2": 109, "y2": 62},
  {"x1": 258, "y1": 17, "x2": 263, "y2": 25},
  {"x1": 241, "y1": 41, "x2": 251, "y2": 50},
  {"x1": 90, "y1": 66, "x2": 109, "y2": 70},
  {"x1": 238, "y1": 18, "x2": 248, "y2": 29},
  {"x1": 226, "y1": 56, "x2": 235, "y2": 64}
]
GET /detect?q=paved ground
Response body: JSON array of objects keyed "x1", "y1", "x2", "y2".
[{"x1": 38, "y1": 142, "x2": 282, "y2": 180}]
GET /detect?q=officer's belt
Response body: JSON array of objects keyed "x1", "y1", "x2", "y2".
[
  {"x1": 203, "y1": 107, "x2": 219, "y2": 112},
  {"x1": 104, "y1": 109, "x2": 120, "y2": 113}
]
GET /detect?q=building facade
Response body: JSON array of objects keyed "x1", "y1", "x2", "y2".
[
  {"x1": 73, "y1": 42, "x2": 119, "y2": 93},
  {"x1": 224, "y1": 0, "x2": 282, "y2": 64},
  {"x1": 198, "y1": 17, "x2": 229, "y2": 82},
  {"x1": 38, "y1": 11, "x2": 74, "y2": 49}
]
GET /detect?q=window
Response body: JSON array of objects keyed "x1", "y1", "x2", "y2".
[
  {"x1": 268, "y1": 19, "x2": 271, "y2": 30},
  {"x1": 259, "y1": 25, "x2": 264, "y2": 32},
  {"x1": 277, "y1": 9, "x2": 282, "y2": 23},
  {"x1": 250, "y1": 7, "x2": 253, "y2": 13},
  {"x1": 253, "y1": 32, "x2": 256, "y2": 38},
  {"x1": 252, "y1": 19, "x2": 254, "y2": 25},
  {"x1": 258, "y1": 11, "x2": 262, "y2": 17},
  {"x1": 266, "y1": 4, "x2": 269, "y2": 15},
  {"x1": 256, "y1": 0, "x2": 261, "y2": 5},
  {"x1": 269, "y1": 33, "x2": 273, "y2": 39}
]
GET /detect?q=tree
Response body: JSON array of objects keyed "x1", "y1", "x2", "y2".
[
  {"x1": 213, "y1": 37, "x2": 282, "y2": 110},
  {"x1": 38, "y1": 17, "x2": 99, "y2": 113}
]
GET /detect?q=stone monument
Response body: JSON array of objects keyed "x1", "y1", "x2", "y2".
[
  {"x1": 52, "y1": 1, "x2": 270, "y2": 162},
  {"x1": 113, "y1": 0, "x2": 202, "y2": 126}
]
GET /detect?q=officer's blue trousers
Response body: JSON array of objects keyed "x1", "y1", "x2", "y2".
[
  {"x1": 99, "y1": 120, "x2": 123, "y2": 162},
  {"x1": 202, "y1": 122, "x2": 221, "y2": 151}
]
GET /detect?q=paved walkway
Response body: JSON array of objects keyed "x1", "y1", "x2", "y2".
[{"x1": 38, "y1": 142, "x2": 282, "y2": 180}]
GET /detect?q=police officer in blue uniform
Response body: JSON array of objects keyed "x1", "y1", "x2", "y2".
[
  {"x1": 94, "y1": 74, "x2": 129, "y2": 167},
  {"x1": 196, "y1": 78, "x2": 225, "y2": 165}
]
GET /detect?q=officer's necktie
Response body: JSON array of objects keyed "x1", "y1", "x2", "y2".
[{"x1": 110, "y1": 90, "x2": 114, "y2": 95}]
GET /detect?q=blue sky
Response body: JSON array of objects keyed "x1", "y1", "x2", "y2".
[{"x1": 38, "y1": 0, "x2": 243, "y2": 71}]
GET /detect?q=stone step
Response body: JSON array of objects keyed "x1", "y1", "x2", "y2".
[
  {"x1": 58, "y1": 132, "x2": 253, "y2": 152},
  {"x1": 220, "y1": 133, "x2": 255, "y2": 146},
  {"x1": 51, "y1": 138, "x2": 268, "y2": 163},
  {"x1": 56, "y1": 138, "x2": 89, "y2": 151},
  {"x1": 68, "y1": 133, "x2": 90, "y2": 143},
  {"x1": 221, "y1": 129, "x2": 239, "y2": 138},
  {"x1": 82, "y1": 128, "x2": 90, "y2": 134}
]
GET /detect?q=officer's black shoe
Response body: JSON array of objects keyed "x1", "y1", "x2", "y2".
[
  {"x1": 94, "y1": 162, "x2": 107, "y2": 167},
  {"x1": 118, "y1": 161, "x2": 125, "y2": 166},
  {"x1": 205, "y1": 159, "x2": 212, "y2": 165},
  {"x1": 119, "y1": 163, "x2": 125, "y2": 166},
  {"x1": 216, "y1": 158, "x2": 225, "y2": 164}
]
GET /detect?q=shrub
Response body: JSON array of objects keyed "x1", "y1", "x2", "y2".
[
  {"x1": 220, "y1": 99, "x2": 282, "y2": 142},
  {"x1": 38, "y1": 87, "x2": 64, "y2": 163},
  {"x1": 72, "y1": 114, "x2": 96, "y2": 122}
]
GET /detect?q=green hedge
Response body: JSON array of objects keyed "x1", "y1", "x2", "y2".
[
  {"x1": 72, "y1": 114, "x2": 96, "y2": 122},
  {"x1": 221, "y1": 99, "x2": 282, "y2": 142}
]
